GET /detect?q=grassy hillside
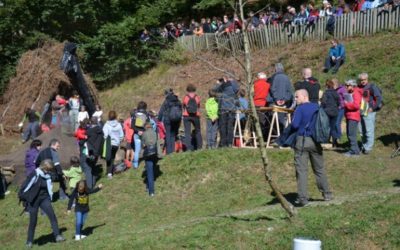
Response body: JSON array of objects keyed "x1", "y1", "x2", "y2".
[{"x1": 1, "y1": 31, "x2": 400, "y2": 249}]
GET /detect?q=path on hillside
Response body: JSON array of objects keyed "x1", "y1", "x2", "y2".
[{"x1": 136, "y1": 187, "x2": 399, "y2": 234}]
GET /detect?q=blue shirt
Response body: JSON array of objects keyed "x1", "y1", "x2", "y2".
[
  {"x1": 238, "y1": 97, "x2": 248, "y2": 120},
  {"x1": 291, "y1": 102, "x2": 319, "y2": 136},
  {"x1": 329, "y1": 44, "x2": 346, "y2": 59}
]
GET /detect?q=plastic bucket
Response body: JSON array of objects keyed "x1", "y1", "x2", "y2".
[{"x1": 293, "y1": 238, "x2": 321, "y2": 250}]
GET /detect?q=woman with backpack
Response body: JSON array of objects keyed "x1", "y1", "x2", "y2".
[
  {"x1": 20, "y1": 160, "x2": 66, "y2": 248},
  {"x1": 182, "y1": 84, "x2": 202, "y2": 151},
  {"x1": 321, "y1": 79, "x2": 340, "y2": 147},
  {"x1": 141, "y1": 122, "x2": 159, "y2": 196},
  {"x1": 102, "y1": 110, "x2": 124, "y2": 179},
  {"x1": 158, "y1": 89, "x2": 182, "y2": 154},
  {"x1": 131, "y1": 101, "x2": 150, "y2": 167}
]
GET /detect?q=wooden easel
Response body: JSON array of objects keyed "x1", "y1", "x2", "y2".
[
  {"x1": 232, "y1": 107, "x2": 293, "y2": 149},
  {"x1": 266, "y1": 106, "x2": 293, "y2": 148},
  {"x1": 232, "y1": 111, "x2": 257, "y2": 148}
]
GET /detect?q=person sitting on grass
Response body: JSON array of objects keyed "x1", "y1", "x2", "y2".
[
  {"x1": 323, "y1": 39, "x2": 346, "y2": 74},
  {"x1": 67, "y1": 180, "x2": 103, "y2": 241}
]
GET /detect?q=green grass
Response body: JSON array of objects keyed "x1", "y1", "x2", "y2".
[
  {"x1": 1, "y1": 31, "x2": 400, "y2": 249},
  {"x1": 1, "y1": 147, "x2": 399, "y2": 249}
]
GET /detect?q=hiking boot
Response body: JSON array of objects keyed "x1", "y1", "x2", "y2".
[
  {"x1": 363, "y1": 150, "x2": 371, "y2": 155},
  {"x1": 55, "y1": 235, "x2": 66, "y2": 242},
  {"x1": 323, "y1": 193, "x2": 333, "y2": 201},
  {"x1": 343, "y1": 151, "x2": 359, "y2": 157},
  {"x1": 294, "y1": 198, "x2": 309, "y2": 207}
]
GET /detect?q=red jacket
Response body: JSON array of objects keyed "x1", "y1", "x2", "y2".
[
  {"x1": 157, "y1": 121, "x2": 166, "y2": 140},
  {"x1": 344, "y1": 87, "x2": 362, "y2": 122},
  {"x1": 183, "y1": 93, "x2": 201, "y2": 117},
  {"x1": 75, "y1": 127, "x2": 87, "y2": 140},
  {"x1": 123, "y1": 118, "x2": 134, "y2": 143},
  {"x1": 253, "y1": 79, "x2": 270, "y2": 107}
]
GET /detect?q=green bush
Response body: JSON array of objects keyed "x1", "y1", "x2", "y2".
[{"x1": 160, "y1": 44, "x2": 191, "y2": 65}]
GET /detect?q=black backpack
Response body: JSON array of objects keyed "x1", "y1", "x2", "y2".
[
  {"x1": 168, "y1": 100, "x2": 182, "y2": 122},
  {"x1": 186, "y1": 95, "x2": 198, "y2": 115},
  {"x1": 310, "y1": 107, "x2": 331, "y2": 144}
]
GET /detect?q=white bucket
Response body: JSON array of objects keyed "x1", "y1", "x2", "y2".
[{"x1": 293, "y1": 238, "x2": 321, "y2": 250}]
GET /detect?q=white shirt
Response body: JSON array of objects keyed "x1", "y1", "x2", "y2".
[
  {"x1": 78, "y1": 111, "x2": 89, "y2": 123},
  {"x1": 92, "y1": 110, "x2": 103, "y2": 123}
]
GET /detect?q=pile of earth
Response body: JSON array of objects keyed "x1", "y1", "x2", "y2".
[
  {"x1": 0, "y1": 41, "x2": 98, "y2": 133},
  {"x1": 0, "y1": 41, "x2": 100, "y2": 184}
]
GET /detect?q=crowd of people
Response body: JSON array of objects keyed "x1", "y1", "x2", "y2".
[
  {"x1": 13, "y1": 23, "x2": 385, "y2": 248},
  {"x1": 140, "y1": 0, "x2": 400, "y2": 41}
]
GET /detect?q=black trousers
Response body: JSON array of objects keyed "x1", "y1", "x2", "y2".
[
  {"x1": 27, "y1": 197, "x2": 60, "y2": 243},
  {"x1": 218, "y1": 112, "x2": 235, "y2": 147},
  {"x1": 324, "y1": 57, "x2": 344, "y2": 73},
  {"x1": 106, "y1": 146, "x2": 119, "y2": 174},
  {"x1": 183, "y1": 116, "x2": 202, "y2": 151}
]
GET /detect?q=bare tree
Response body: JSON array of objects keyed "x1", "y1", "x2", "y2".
[{"x1": 237, "y1": 0, "x2": 296, "y2": 217}]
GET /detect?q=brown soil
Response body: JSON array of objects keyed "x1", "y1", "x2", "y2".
[
  {"x1": 0, "y1": 41, "x2": 98, "y2": 133},
  {"x1": 0, "y1": 127, "x2": 80, "y2": 185},
  {"x1": 0, "y1": 41, "x2": 99, "y2": 184}
]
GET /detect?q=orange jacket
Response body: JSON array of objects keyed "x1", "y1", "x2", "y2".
[
  {"x1": 183, "y1": 93, "x2": 201, "y2": 117},
  {"x1": 123, "y1": 118, "x2": 134, "y2": 143}
]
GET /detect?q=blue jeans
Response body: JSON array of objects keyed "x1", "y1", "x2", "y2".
[
  {"x1": 328, "y1": 115, "x2": 338, "y2": 141},
  {"x1": 75, "y1": 211, "x2": 88, "y2": 235},
  {"x1": 336, "y1": 108, "x2": 345, "y2": 139},
  {"x1": 145, "y1": 156, "x2": 156, "y2": 195},
  {"x1": 347, "y1": 120, "x2": 360, "y2": 155},
  {"x1": 23, "y1": 121, "x2": 39, "y2": 141},
  {"x1": 165, "y1": 121, "x2": 180, "y2": 154},
  {"x1": 133, "y1": 134, "x2": 141, "y2": 168},
  {"x1": 206, "y1": 119, "x2": 218, "y2": 148},
  {"x1": 360, "y1": 111, "x2": 376, "y2": 151}
]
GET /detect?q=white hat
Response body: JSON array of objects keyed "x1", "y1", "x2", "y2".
[{"x1": 257, "y1": 72, "x2": 267, "y2": 79}]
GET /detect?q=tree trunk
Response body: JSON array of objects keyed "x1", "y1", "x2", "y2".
[{"x1": 239, "y1": 0, "x2": 296, "y2": 217}]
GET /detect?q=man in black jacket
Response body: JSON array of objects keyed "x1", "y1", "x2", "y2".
[
  {"x1": 158, "y1": 89, "x2": 182, "y2": 154},
  {"x1": 295, "y1": 68, "x2": 321, "y2": 104},
  {"x1": 35, "y1": 138, "x2": 68, "y2": 200},
  {"x1": 82, "y1": 117, "x2": 104, "y2": 189}
]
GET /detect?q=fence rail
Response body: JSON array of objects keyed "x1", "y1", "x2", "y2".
[{"x1": 177, "y1": 7, "x2": 400, "y2": 53}]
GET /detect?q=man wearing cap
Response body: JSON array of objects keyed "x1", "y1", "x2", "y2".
[{"x1": 343, "y1": 80, "x2": 362, "y2": 157}]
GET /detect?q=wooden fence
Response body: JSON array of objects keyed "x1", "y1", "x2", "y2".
[{"x1": 178, "y1": 7, "x2": 400, "y2": 53}]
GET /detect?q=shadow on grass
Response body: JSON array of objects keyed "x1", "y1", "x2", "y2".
[
  {"x1": 377, "y1": 133, "x2": 399, "y2": 147},
  {"x1": 266, "y1": 192, "x2": 298, "y2": 205},
  {"x1": 141, "y1": 162, "x2": 163, "y2": 190},
  {"x1": 33, "y1": 227, "x2": 67, "y2": 246},
  {"x1": 392, "y1": 179, "x2": 400, "y2": 187},
  {"x1": 82, "y1": 223, "x2": 106, "y2": 236},
  {"x1": 226, "y1": 215, "x2": 274, "y2": 222}
]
